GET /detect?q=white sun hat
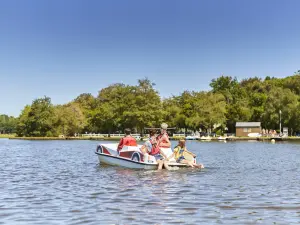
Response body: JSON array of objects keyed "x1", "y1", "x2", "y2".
[{"x1": 161, "y1": 123, "x2": 168, "y2": 130}]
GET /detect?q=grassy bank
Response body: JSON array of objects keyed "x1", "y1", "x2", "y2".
[{"x1": 0, "y1": 134, "x2": 16, "y2": 138}]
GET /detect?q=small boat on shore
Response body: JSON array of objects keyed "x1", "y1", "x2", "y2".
[
  {"x1": 185, "y1": 135, "x2": 200, "y2": 140},
  {"x1": 95, "y1": 143, "x2": 196, "y2": 170},
  {"x1": 200, "y1": 136, "x2": 212, "y2": 141},
  {"x1": 217, "y1": 136, "x2": 227, "y2": 141}
]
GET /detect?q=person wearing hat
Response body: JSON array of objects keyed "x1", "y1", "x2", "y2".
[
  {"x1": 117, "y1": 128, "x2": 138, "y2": 152},
  {"x1": 140, "y1": 129, "x2": 169, "y2": 170},
  {"x1": 156, "y1": 123, "x2": 171, "y2": 148}
]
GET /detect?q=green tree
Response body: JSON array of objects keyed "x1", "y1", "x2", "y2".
[
  {"x1": 211, "y1": 76, "x2": 252, "y2": 132},
  {"x1": 283, "y1": 75, "x2": 300, "y2": 95},
  {"x1": 262, "y1": 87, "x2": 299, "y2": 130},
  {"x1": 123, "y1": 78, "x2": 163, "y2": 133},
  {"x1": 162, "y1": 96, "x2": 184, "y2": 128},
  {"x1": 16, "y1": 105, "x2": 31, "y2": 137},
  {"x1": 54, "y1": 103, "x2": 86, "y2": 136},
  {"x1": 210, "y1": 76, "x2": 239, "y2": 103},
  {"x1": 16, "y1": 97, "x2": 55, "y2": 137},
  {"x1": 185, "y1": 92, "x2": 227, "y2": 132},
  {"x1": 90, "y1": 83, "x2": 130, "y2": 133},
  {"x1": 0, "y1": 114, "x2": 17, "y2": 134}
]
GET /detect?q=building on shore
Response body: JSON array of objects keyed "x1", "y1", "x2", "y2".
[{"x1": 236, "y1": 122, "x2": 261, "y2": 137}]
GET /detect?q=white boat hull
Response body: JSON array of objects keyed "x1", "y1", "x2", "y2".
[
  {"x1": 96, "y1": 152, "x2": 189, "y2": 170},
  {"x1": 218, "y1": 137, "x2": 227, "y2": 141},
  {"x1": 200, "y1": 137, "x2": 212, "y2": 141},
  {"x1": 185, "y1": 136, "x2": 200, "y2": 140},
  {"x1": 95, "y1": 143, "x2": 195, "y2": 170},
  {"x1": 97, "y1": 153, "x2": 158, "y2": 169}
]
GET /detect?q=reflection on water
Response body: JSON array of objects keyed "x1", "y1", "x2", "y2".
[{"x1": 0, "y1": 139, "x2": 300, "y2": 224}]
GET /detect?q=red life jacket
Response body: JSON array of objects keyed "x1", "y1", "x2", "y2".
[
  {"x1": 149, "y1": 137, "x2": 160, "y2": 155},
  {"x1": 156, "y1": 133, "x2": 169, "y2": 147},
  {"x1": 117, "y1": 136, "x2": 137, "y2": 151}
]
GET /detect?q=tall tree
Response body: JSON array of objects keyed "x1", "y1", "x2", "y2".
[
  {"x1": 123, "y1": 78, "x2": 163, "y2": 133},
  {"x1": 262, "y1": 87, "x2": 299, "y2": 130},
  {"x1": 16, "y1": 97, "x2": 55, "y2": 137},
  {"x1": 54, "y1": 103, "x2": 86, "y2": 136},
  {"x1": 0, "y1": 114, "x2": 17, "y2": 134}
]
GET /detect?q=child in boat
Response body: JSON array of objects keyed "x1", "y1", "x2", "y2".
[
  {"x1": 166, "y1": 139, "x2": 204, "y2": 168},
  {"x1": 141, "y1": 129, "x2": 169, "y2": 170}
]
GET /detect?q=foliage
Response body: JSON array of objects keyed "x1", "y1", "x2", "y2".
[
  {"x1": 0, "y1": 114, "x2": 17, "y2": 134},
  {"x1": 4, "y1": 72, "x2": 300, "y2": 137},
  {"x1": 90, "y1": 78, "x2": 163, "y2": 134},
  {"x1": 16, "y1": 97, "x2": 56, "y2": 137},
  {"x1": 54, "y1": 103, "x2": 86, "y2": 136}
]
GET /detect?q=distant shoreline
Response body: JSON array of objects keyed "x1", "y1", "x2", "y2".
[{"x1": 4, "y1": 136, "x2": 300, "y2": 142}]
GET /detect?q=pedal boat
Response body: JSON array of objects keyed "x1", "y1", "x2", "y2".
[{"x1": 95, "y1": 143, "x2": 196, "y2": 170}]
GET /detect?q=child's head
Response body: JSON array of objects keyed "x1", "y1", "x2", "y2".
[
  {"x1": 149, "y1": 129, "x2": 156, "y2": 137},
  {"x1": 124, "y1": 128, "x2": 131, "y2": 135},
  {"x1": 178, "y1": 139, "x2": 186, "y2": 147}
]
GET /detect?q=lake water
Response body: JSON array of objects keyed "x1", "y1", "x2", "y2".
[{"x1": 0, "y1": 139, "x2": 300, "y2": 225}]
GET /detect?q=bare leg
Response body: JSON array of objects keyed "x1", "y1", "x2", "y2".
[
  {"x1": 187, "y1": 161, "x2": 195, "y2": 168},
  {"x1": 194, "y1": 163, "x2": 204, "y2": 169},
  {"x1": 163, "y1": 160, "x2": 171, "y2": 170},
  {"x1": 140, "y1": 147, "x2": 150, "y2": 163},
  {"x1": 157, "y1": 160, "x2": 164, "y2": 170},
  {"x1": 179, "y1": 159, "x2": 204, "y2": 169},
  {"x1": 190, "y1": 161, "x2": 204, "y2": 168},
  {"x1": 180, "y1": 159, "x2": 194, "y2": 168}
]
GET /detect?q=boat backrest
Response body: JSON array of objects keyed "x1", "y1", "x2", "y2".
[
  {"x1": 101, "y1": 143, "x2": 118, "y2": 151},
  {"x1": 120, "y1": 145, "x2": 143, "y2": 153}
]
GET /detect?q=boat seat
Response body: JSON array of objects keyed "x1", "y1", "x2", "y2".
[{"x1": 120, "y1": 145, "x2": 143, "y2": 153}]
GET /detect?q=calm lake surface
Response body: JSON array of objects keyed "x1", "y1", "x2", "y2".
[{"x1": 1, "y1": 139, "x2": 300, "y2": 225}]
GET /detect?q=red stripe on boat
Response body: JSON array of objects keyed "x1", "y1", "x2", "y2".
[
  {"x1": 102, "y1": 147, "x2": 110, "y2": 155},
  {"x1": 119, "y1": 151, "x2": 133, "y2": 158}
]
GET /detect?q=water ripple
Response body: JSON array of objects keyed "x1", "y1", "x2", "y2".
[{"x1": 0, "y1": 140, "x2": 300, "y2": 224}]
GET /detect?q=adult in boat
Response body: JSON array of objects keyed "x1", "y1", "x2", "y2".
[
  {"x1": 141, "y1": 129, "x2": 169, "y2": 170},
  {"x1": 166, "y1": 139, "x2": 204, "y2": 168},
  {"x1": 156, "y1": 123, "x2": 171, "y2": 148},
  {"x1": 117, "y1": 128, "x2": 138, "y2": 153}
]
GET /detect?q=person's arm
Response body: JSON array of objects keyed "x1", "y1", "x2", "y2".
[
  {"x1": 184, "y1": 148, "x2": 196, "y2": 157},
  {"x1": 167, "y1": 147, "x2": 178, "y2": 161},
  {"x1": 117, "y1": 138, "x2": 124, "y2": 151},
  {"x1": 166, "y1": 152, "x2": 175, "y2": 161}
]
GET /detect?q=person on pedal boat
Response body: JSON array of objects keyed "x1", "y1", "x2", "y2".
[
  {"x1": 166, "y1": 139, "x2": 204, "y2": 168},
  {"x1": 117, "y1": 128, "x2": 138, "y2": 153},
  {"x1": 141, "y1": 129, "x2": 169, "y2": 170},
  {"x1": 156, "y1": 123, "x2": 171, "y2": 148}
]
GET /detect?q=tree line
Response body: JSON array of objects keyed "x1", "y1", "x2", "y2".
[
  {"x1": 0, "y1": 114, "x2": 17, "y2": 134},
  {"x1": 2, "y1": 72, "x2": 300, "y2": 137}
]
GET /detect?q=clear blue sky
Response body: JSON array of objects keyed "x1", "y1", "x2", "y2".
[{"x1": 0, "y1": 0, "x2": 299, "y2": 116}]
